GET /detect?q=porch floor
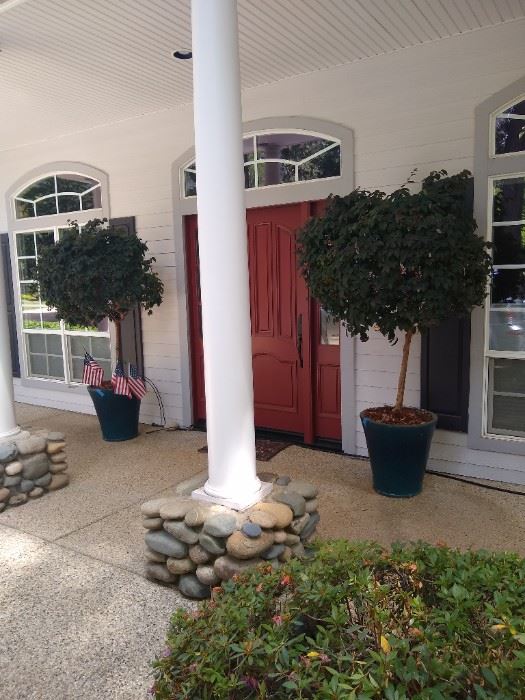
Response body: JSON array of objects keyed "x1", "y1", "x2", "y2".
[{"x1": 1, "y1": 403, "x2": 525, "y2": 699}]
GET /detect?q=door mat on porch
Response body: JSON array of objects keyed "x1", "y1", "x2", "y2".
[{"x1": 198, "y1": 438, "x2": 291, "y2": 462}]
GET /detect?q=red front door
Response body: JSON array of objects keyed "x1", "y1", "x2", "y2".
[{"x1": 185, "y1": 202, "x2": 341, "y2": 442}]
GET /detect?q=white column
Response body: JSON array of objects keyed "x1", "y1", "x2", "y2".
[
  {"x1": 0, "y1": 248, "x2": 20, "y2": 443},
  {"x1": 190, "y1": 0, "x2": 267, "y2": 508}
]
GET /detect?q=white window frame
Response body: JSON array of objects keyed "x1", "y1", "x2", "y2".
[
  {"x1": 470, "y1": 78, "x2": 525, "y2": 455},
  {"x1": 6, "y1": 162, "x2": 112, "y2": 393},
  {"x1": 181, "y1": 128, "x2": 342, "y2": 199}
]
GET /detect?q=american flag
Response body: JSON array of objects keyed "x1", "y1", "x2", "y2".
[
  {"x1": 82, "y1": 352, "x2": 104, "y2": 386},
  {"x1": 128, "y1": 364, "x2": 147, "y2": 400},
  {"x1": 111, "y1": 361, "x2": 132, "y2": 398}
]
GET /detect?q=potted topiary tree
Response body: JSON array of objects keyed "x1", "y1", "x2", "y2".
[
  {"x1": 36, "y1": 218, "x2": 164, "y2": 441},
  {"x1": 298, "y1": 170, "x2": 492, "y2": 497}
]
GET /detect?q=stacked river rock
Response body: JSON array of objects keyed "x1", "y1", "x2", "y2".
[
  {"x1": 0, "y1": 431, "x2": 69, "y2": 511},
  {"x1": 142, "y1": 474, "x2": 320, "y2": 599}
]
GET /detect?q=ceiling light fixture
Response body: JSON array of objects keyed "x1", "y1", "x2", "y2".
[{"x1": 173, "y1": 49, "x2": 192, "y2": 60}]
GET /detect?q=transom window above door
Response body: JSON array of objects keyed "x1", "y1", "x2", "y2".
[
  {"x1": 494, "y1": 97, "x2": 525, "y2": 155},
  {"x1": 183, "y1": 130, "x2": 341, "y2": 198},
  {"x1": 14, "y1": 173, "x2": 102, "y2": 219}
]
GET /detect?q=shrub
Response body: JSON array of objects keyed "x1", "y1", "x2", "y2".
[{"x1": 151, "y1": 541, "x2": 525, "y2": 699}]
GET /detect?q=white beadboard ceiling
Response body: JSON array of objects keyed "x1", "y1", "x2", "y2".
[{"x1": 0, "y1": 0, "x2": 524, "y2": 151}]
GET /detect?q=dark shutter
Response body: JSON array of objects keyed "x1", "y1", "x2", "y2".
[
  {"x1": 420, "y1": 177, "x2": 474, "y2": 432},
  {"x1": 421, "y1": 317, "x2": 470, "y2": 431},
  {"x1": 1, "y1": 233, "x2": 20, "y2": 378},
  {"x1": 109, "y1": 217, "x2": 144, "y2": 376}
]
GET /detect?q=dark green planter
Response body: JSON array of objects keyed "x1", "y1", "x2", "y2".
[
  {"x1": 88, "y1": 386, "x2": 140, "y2": 442},
  {"x1": 360, "y1": 409, "x2": 437, "y2": 497}
]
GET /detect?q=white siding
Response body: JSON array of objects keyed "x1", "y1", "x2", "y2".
[{"x1": 1, "y1": 20, "x2": 525, "y2": 479}]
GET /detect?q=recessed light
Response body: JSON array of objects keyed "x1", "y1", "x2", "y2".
[{"x1": 173, "y1": 49, "x2": 192, "y2": 60}]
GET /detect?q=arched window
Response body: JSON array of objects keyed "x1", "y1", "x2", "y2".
[
  {"x1": 182, "y1": 130, "x2": 341, "y2": 198},
  {"x1": 9, "y1": 167, "x2": 110, "y2": 385},
  {"x1": 14, "y1": 173, "x2": 102, "y2": 219},
  {"x1": 493, "y1": 97, "x2": 525, "y2": 155}
]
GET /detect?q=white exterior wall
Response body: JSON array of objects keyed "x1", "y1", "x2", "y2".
[{"x1": 1, "y1": 20, "x2": 525, "y2": 480}]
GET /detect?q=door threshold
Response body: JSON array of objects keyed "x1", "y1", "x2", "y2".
[{"x1": 192, "y1": 421, "x2": 342, "y2": 455}]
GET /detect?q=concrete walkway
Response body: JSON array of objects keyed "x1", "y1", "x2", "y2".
[{"x1": 1, "y1": 403, "x2": 525, "y2": 699}]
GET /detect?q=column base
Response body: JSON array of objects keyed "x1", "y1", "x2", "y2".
[
  {"x1": 0, "y1": 426, "x2": 25, "y2": 445},
  {"x1": 191, "y1": 480, "x2": 273, "y2": 511}
]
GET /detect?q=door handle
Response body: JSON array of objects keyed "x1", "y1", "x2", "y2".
[{"x1": 297, "y1": 313, "x2": 303, "y2": 368}]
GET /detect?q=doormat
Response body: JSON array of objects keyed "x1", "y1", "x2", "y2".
[{"x1": 198, "y1": 438, "x2": 291, "y2": 462}]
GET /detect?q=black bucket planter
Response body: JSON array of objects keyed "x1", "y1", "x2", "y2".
[
  {"x1": 360, "y1": 409, "x2": 437, "y2": 497},
  {"x1": 88, "y1": 386, "x2": 141, "y2": 442}
]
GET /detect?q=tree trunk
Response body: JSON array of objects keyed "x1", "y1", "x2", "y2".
[
  {"x1": 394, "y1": 330, "x2": 413, "y2": 412},
  {"x1": 114, "y1": 318, "x2": 123, "y2": 366}
]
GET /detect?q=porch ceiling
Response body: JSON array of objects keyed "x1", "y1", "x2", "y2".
[{"x1": 0, "y1": 0, "x2": 524, "y2": 151}]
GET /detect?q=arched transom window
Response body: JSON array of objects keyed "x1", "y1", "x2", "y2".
[
  {"x1": 494, "y1": 97, "x2": 525, "y2": 155},
  {"x1": 14, "y1": 173, "x2": 102, "y2": 219},
  {"x1": 183, "y1": 130, "x2": 341, "y2": 198}
]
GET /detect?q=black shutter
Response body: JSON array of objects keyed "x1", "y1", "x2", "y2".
[
  {"x1": 420, "y1": 177, "x2": 474, "y2": 432},
  {"x1": 421, "y1": 317, "x2": 470, "y2": 431},
  {"x1": 1, "y1": 233, "x2": 20, "y2": 378},
  {"x1": 109, "y1": 217, "x2": 144, "y2": 376}
]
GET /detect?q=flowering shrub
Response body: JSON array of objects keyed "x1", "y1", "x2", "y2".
[{"x1": 152, "y1": 541, "x2": 525, "y2": 699}]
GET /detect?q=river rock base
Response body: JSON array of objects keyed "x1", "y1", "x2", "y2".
[
  {"x1": 142, "y1": 473, "x2": 320, "y2": 599},
  {"x1": 0, "y1": 430, "x2": 69, "y2": 511}
]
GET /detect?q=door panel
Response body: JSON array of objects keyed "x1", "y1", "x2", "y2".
[
  {"x1": 185, "y1": 201, "x2": 341, "y2": 442},
  {"x1": 247, "y1": 205, "x2": 307, "y2": 433}
]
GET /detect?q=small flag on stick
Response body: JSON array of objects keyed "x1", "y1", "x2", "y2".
[
  {"x1": 128, "y1": 364, "x2": 147, "y2": 400},
  {"x1": 82, "y1": 352, "x2": 104, "y2": 386},
  {"x1": 112, "y1": 361, "x2": 132, "y2": 398}
]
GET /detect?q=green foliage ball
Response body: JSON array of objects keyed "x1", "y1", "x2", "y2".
[
  {"x1": 297, "y1": 170, "x2": 493, "y2": 342},
  {"x1": 36, "y1": 218, "x2": 164, "y2": 326}
]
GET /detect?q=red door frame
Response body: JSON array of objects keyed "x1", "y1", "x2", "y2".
[{"x1": 184, "y1": 201, "x2": 341, "y2": 443}]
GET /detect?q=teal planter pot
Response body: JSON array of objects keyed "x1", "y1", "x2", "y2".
[
  {"x1": 88, "y1": 387, "x2": 140, "y2": 442},
  {"x1": 360, "y1": 409, "x2": 437, "y2": 497}
]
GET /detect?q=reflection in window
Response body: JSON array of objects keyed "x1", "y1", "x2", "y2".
[
  {"x1": 320, "y1": 308, "x2": 339, "y2": 346},
  {"x1": 487, "y1": 176, "x2": 525, "y2": 434},
  {"x1": 14, "y1": 173, "x2": 102, "y2": 219},
  {"x1": 183, "y1": 130, "x2": 341, "y2": 197},
  {"x1": 495, "y1": 98, "x2": 525, "y2": 155}
]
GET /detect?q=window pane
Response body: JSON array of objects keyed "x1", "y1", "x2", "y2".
[
  {"x1": 492, "y1": 268, "x2": 525, "y2": 305},
  {"x1": 46, "y1": 334, "x2": 62, "y2": 355},
  {"x1": 16, "y1": 233, "x2": 35, "y2": 257},
  {"x1": 320, "y1": 308, "x2": 340, "y2": 345},
  {"x1": 256, "y1": 133, "x2": 336, "y2": 162},
  {"x1": 91, "y1": 336, "x2": 111, "y2": 358},
  {"x1": 493, "y1": 225, "x2": 525, "y2": 265},
  {"x1": 493, "y1": 177, "x2": 525, "y2": 222},
  {"x1": 495, "y1": 99, "x2": 525, "y2": 155},
  {"x1": 244, "y1": 164, "x2": 255, "y2": 189},
  {"x1": 19, "y1": 176, "x2": 55, "y2": 201},
  {"x1": 58, "y1": 194, "x2": 81, "y2": 213},
  {"x1": 18, "y1": 258, "x2": 37, "y2": 281},
  {"x1": 298, "y1": 146, "x2": 341, "y2": 181},
  {"x1": 243, "y1": 138, "x2": 255, "y2": 162},
  {"x1": 488, "y1": 358, "x2": 525, "y2": 436},
  {"x1": 184, "y1": 171, "x2": 197, "y2": 198},
  {"x1": 490, "y1": 305, "x2": 525, "y2": 351},
  {"x1": 35, "y1": 197, "x2": 57, "y2": 217},
  {"x1": 20, "y1": 284, "x2": 39, "y2": 311},
  {"x1": 15, "y1": 200, "x2": 35, "y2": 219},
  {"x1": 82, "y1": 187, "x2": 101, "y2": 210},
  {"x1": 256, "y1": 161, "x2": 295, "y2": 186},
  {"x1": 27, "y1": 333, "x2": 46, "y2": 353},
  {"x1": 48, "y1": 355, "x2": 65, "y2": 378},
  {"x1": 29, "y1": 353, "x2": 48, "y2": 376},
  {"x1": 23, "y1": 314, "x2": 42, "y2": 330},
  {"x1": 56, "y1": 174, "x2": 98, "y2": 194},
  {"x1": 35, "y1": 230, "x2": 55, "y2": 251}
]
